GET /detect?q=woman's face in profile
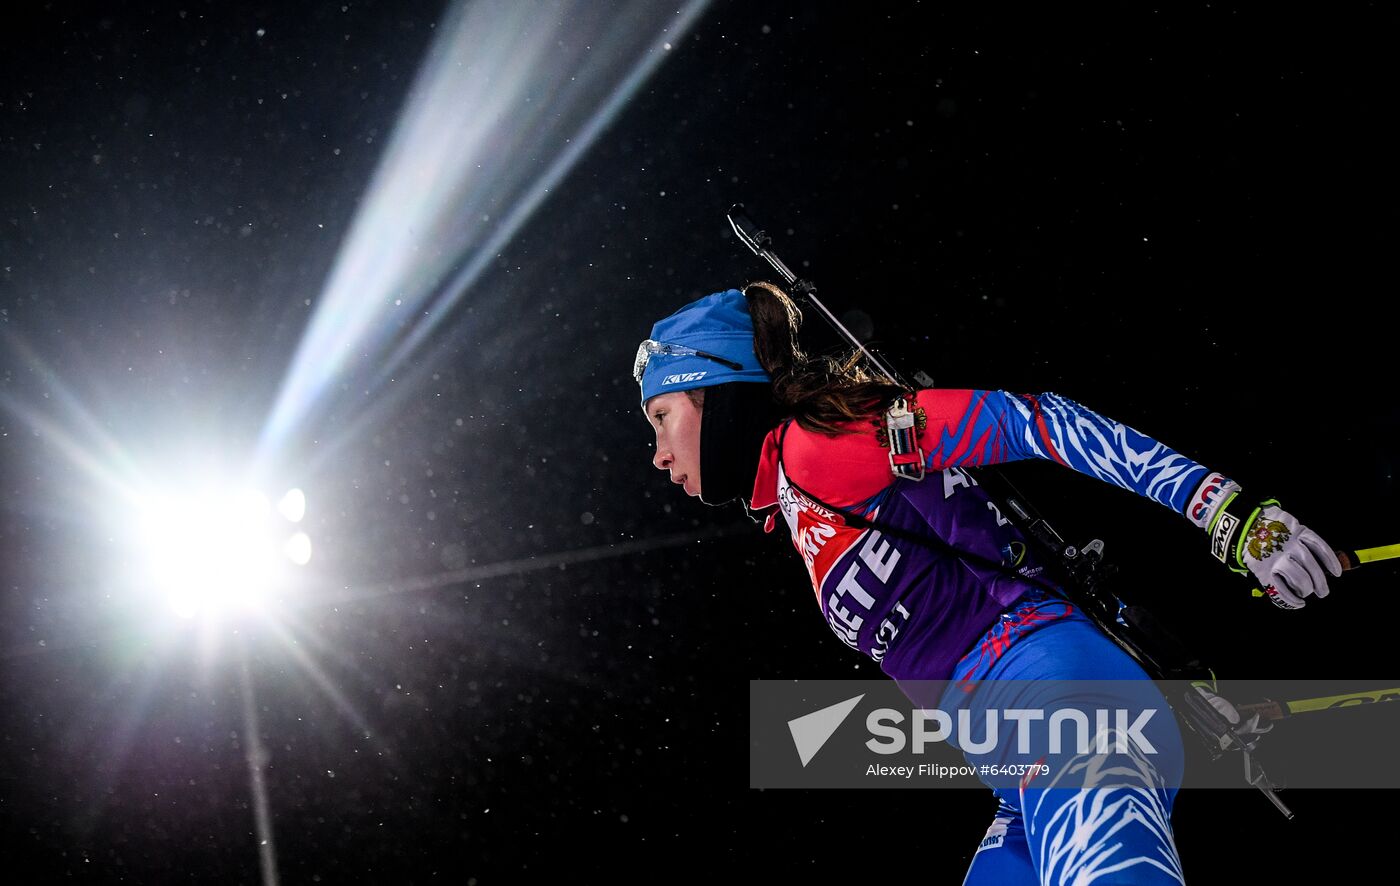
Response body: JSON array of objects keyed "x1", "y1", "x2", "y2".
[{"x1": 644, "y1": 390, "x2": 702, "y2": 498}]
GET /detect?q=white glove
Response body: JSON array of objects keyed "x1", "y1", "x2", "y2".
[
  {"x1": 1196, "y1": 481, "x2": 1343, "y2": 609},
  {"x1": 1237, "y1": 502, "x2": 1343, "y2": 609}
]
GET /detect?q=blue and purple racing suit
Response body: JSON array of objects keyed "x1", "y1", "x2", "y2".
[{"x1": 749, "y1": 390, "x2": 1226, "y2": 885}]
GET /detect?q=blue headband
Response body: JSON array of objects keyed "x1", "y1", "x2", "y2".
[{"x1": 635, "y1": 289, "x2": 772, "y2": 407}]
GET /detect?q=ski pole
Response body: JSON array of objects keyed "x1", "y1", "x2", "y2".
[
  {"x1": 1249, "y1": 543, "x2": 1399, "y2": 598},
  {"x1": 1336, "y1": 543, "x2": 1400, "y2": 570},
  {"x1": 1233, "y1": 685, "x2": 1400, "y2": 723}
]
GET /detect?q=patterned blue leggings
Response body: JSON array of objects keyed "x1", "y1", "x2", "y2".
[{"x1": 948, "y1": 593, "x2": 1187, "y2": 885}]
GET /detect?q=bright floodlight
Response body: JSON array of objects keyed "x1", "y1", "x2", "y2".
[
  {"x1": 284, "y1": 531, "x2": 313, "y2": 567},
  {"x1": 278, "y1": 488, "x2": 306, "y2": 523},
  {"x1": 135, "y1": 486, "x2": 310, "y2": 619}
]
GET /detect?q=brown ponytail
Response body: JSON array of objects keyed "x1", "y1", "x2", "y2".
[{"x1": 742, "y1": 281, "x2": 906, "y2": 436}]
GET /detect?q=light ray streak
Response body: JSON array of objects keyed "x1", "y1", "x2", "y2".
[
  {"x1": 256, "y1": 613, "x2": 387, "y2": 754},
  {"x1": 0, "y1": 332, "x2": 153, "y2": 508},
  {"x1": 374, "y1": 0, "x2": 715, "y2": 387},
  {"x1": 255, "y1": 0, "x2": 711, "y2": 471},
  {"x1": 314, "y1": 524, "x2": 753, "y2": 606},
  {"x1": 68, "y1": 651, "x2": 178, "y2": 838},
  {"x1": 238, "y1": 642, "x2": 280, "y2": 886}
]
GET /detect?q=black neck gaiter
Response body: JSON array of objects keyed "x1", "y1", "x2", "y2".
[{"x1": 698, "y1": 382, "x2": 781, "y2": 508}]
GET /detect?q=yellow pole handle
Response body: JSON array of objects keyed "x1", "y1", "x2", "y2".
[{"x1": 1250, "y1": 544, "x2": 1399, "y2": 597}]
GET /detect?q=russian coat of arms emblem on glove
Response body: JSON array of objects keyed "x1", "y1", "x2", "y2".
[{"x1": 1247, "y1": 518, "x2": 1291, "y2": 561}]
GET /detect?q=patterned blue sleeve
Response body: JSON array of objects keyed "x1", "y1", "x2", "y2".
[{"x1": 921, "y1": 389, "x2": 1212, "y2": 517}]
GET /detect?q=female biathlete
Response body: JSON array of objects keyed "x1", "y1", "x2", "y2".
[{"x1": 633, "y1": 283, "x2": 1341, "y2": 884}]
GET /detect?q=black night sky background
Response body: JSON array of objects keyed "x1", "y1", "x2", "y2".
[{"x1": 2, "y1": 2, "x2": 1397, "y2": 882}]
